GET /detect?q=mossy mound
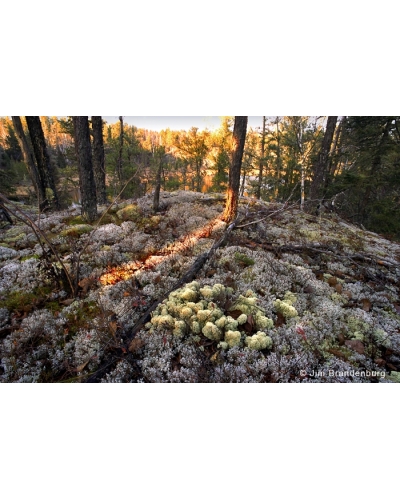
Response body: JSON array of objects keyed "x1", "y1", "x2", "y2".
[
  {"x1": 116, "y1": 204, "x2": 141, "y2": 222},
  {"x1": 60, "y1": 224, "x2": 93, "y2": 238}
]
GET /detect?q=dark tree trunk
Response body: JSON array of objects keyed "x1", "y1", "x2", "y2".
[
  {"x1": 275, "y1": 117, "x2": 281, "y2": 198},
  {"x1": 25, "y1": 116, "x2": 60, "y2": 209},
  {"x1": 73, "y1": 117, "x2": 98, "y2": 222},
  {"x1": 12, "y1": 116, "x2": 44, "y2": 204},
  {"x1": 222, "y1": 116, "x2": 248, "y2": 222},
  {"x1": 323, "y1": 117, "x2": 345, "y2": 195},
  {"x1": 257, "y1": 116, "x2": 266, "y2": 199},
  {"x1": 153, "y1": 156, "x2": 163, "y2": 213},
  {"x1": 91, "y1": 116, "x2": 107, "y2": 205},
  {"x1": 310, "y1": 116, "x2": 338, "y2": 203},
  {"x1": 117, "y1": 116, "x2": 124, "y2": 187}
]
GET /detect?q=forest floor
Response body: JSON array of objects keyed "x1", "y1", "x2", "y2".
[{"x1": 1, "y1": 190, "x2": 400, "y2": 382}]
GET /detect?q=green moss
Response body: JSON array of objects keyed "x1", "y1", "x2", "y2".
[
  {"x1": 62, "y1": 300, "x2": 101, "y2": 335},
  {"x1": 4, "y1": 233, "x2": 25, "y2": 244},
  {"x1": 0, "y1": 285, "x2": 52, "y2": 313},
  {"x1": 116, "y1": 204, "x2": 141, "y2": 222},
  {"x1": 68, "y1": 215, "x2": 86, "y2": 225},
  {"x1": 45, "y1": 301, "x2": 63, "y2": 313},
  {"x1": 298, "y1": 228, "x2": 320, "y2": 241},
  {"x1": 0, "y1": 290, "x2": 37, "y2": 312},
  {"x1": 20, "y1": 254, "x2": 39, "y2": 262},
  {"x1": 234, "y1": 252, "x2": 255, "y2": 267},
  {"x1": 60, "y1": 224, "x2": 93, "y2": 238}
]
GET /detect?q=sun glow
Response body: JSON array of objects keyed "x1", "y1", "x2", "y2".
[{"x1": 99, "y1": 217, "x2": 224, "y2": 287}]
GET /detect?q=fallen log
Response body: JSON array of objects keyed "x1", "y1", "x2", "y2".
[{"x1": 84, "y1": 217, "x2": 238, "y2": 382}]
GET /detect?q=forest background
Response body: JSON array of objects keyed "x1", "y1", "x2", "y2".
[{"x1": 1, "y1": 115, "x2": 400, "y2": 240}]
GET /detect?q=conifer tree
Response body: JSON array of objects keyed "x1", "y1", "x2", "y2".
[
  {"x1": 91, "y1": 116, "x2": 107, "y2": 204},
  {"x1": 25, "y1": 116, "x2": 60, "y2": 209},
  {"x1": 73, "y1": 117, "x2": 97, "y2": 222},
  {"x1": 11, "y1": 117, "x2": 43, "y2": 204},
  {"x1": 222, "y1": 116, "x2": 248, "y2": 223}
]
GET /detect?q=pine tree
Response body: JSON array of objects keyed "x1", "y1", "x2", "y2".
[
  {"x1": 91, "y1": 116, "x2": 107, "y2": 204},
  {"x1": 222, "y1": 116, "x2": 248, "y2": 222},
  {"x1": 11, "y1": 116, "x2": 44, "y2": 204},
  {"x1": 25, "y1": 116, "x2": 60, "y2": 209},
  {"x1": 73, "y1": 117, "x2": 97, "y2": 222}
]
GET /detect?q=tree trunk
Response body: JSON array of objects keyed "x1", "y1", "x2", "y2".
[
  {"x1": 91, "y1": 116, "x2": 107, "y2": 205},
  {"x1": 310, "y1": 116, "x2": 338, "y2": 203},
  {"x1": 25, "y1": 116, "x2": 60, "y2": 209},
  {"x1": 257, "y1": 116, "x2": 266, "y2": 199},
  {"x1": 73, "y1": 117, "x2": 98, "y2": 222},
  {"x1": 275, "y1": 117, "x2": 281, "y2": 198},
  {"x1": 117, "y1": 116, "x2": 124, "y2": 188},
  {"x1": 323, "y1": 117, "x2": 345, "y2": 196},
  {"x1": 153, "y1": 161, "x2": 162, "y2": 213},
  {"x1": 222, "y1": 116, "x2": 248, "y2": 222},
  {"x1": 11, "y1": 116, "x2": 44, "y2": 205}
]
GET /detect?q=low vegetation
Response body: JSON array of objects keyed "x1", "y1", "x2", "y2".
[{"x1": 1, "y1": 190, "x2": 399, "y2": 382}]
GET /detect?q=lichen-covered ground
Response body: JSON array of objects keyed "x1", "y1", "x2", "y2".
[{"x1": 1, "y1": 190, "x2": 400, "y2": 382}]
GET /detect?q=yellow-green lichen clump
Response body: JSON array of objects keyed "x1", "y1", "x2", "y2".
[{"x1": 147, "y1": 282, "x2": 273, "y2": 351}]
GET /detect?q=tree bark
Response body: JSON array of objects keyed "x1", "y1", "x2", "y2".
[
  {"x1": 11, "y1": 116, "x2": 44, "y2": 204},
  {"x1": 117, "y1": 116, "x2": 124, "y2": 188},
  {"x1": 73, "y1": 117, "x2": 97, "y2": 222},
  {"x1": 153, "y1": 154, "x2": 163, "y2": 213},
  {"x1": 310, "y1": 116, "x2": 338, "y2": 203},
  {"x1": 91, "y1": 116, "x2": 107, "y2": 205},
  {"x1": 25, "y1": 116, "x2": 60, "y2": 209},
  {"x1": 257, "y1": 116, "x2": 266, "y2": 199},
  {"x1": 222, "y1": 116, "x2": 248, "y2": 222}
]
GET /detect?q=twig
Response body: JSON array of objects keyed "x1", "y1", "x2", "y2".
[{"x1": 0, "y1": 194, "x2": 75, "y2": 295}]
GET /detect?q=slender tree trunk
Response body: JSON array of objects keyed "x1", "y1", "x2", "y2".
[
  {"x1": 73, "y1": 117, "x2": 97, "y2": 222},
  {"x1": 25, "y1": 116, "x2": 60, "y2": 209},
  {"x1": 153, "y1": 156, "x2": 163, "y2": 213},
  {"x1": 11, "y1": 116, "x2": 44, "y2": 204},
  {"x1": 275, "y1": 116, "x2": 281, "y2": 198},
  {"x1": 117, "y1": 116, "x2": 124, "y2": 188},
  {"x1": 257, "y1": 116, "x2": 266, "y2": 199},
  {"x1": 310, "y1": 116, "x2": 338, "y2": 203},
  {"x1": 91, "y1": 116, "x2": 107, "y2": 204},
  {"x1": 195, "y1": 159, "x2": 202, "y2": 192},
  {"x1": 323, "y1": 117, "x2": 344, "y2": 196},
  {"x1": 222, "y1": 116, "x2": 248, "y2": 222}
]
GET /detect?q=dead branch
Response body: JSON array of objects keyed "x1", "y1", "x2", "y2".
[{"x1": 84, "y1": 216, "x2": 238, "y2": 382}]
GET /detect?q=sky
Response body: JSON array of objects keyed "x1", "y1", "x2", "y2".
[{"x1": 102, "y1": 116, "x2": 265, "y2": 131}]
